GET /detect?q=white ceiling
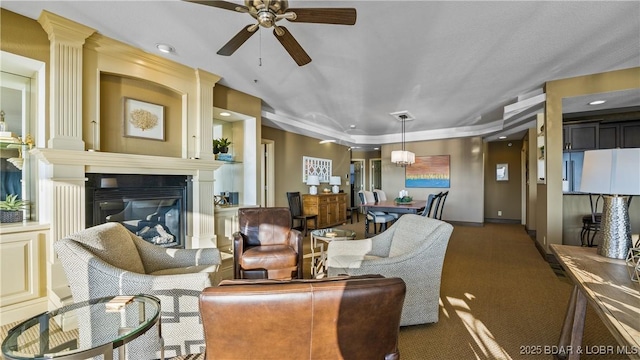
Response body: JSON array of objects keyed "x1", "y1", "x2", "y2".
[{"x1": 2, "y1": 1, "x2": 639, "y2": 149}]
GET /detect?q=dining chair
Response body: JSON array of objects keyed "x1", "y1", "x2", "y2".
[
  {"x1": 434, "y1": 191, "x2": 448, "y2": 220},
  {"x1": 421, "y1": 192, "x2": 439, "y2": 217},
  {"x1": 373, "y1": 189, "x2": 400, "y2": 219},
  {"x1": 358, "y1": 190, "x2": 395, "y2": 234},
  {"x1": 286, "y1": 191, "x2": 317, "y2": 237}
]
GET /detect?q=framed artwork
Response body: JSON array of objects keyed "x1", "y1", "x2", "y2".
[
  {"x1": 405, "y1": 155, "x2": 450, "y2": 188},
  {"x1": 303, "y1": 156, "x2": 332, "y2": 183},
  {"x1": 123, "y1": 97, "x2": 165, "y2": 141},
  {"x1": 496, "y1": 163, "x2": 509, "y2": 181}
]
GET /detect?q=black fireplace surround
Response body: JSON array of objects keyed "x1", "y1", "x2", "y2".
[{"x1": 86, "y1": 174, "x2": 191, "y2": 248}]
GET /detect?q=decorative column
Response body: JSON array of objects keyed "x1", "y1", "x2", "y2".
[
  {"x1": 191, "y1": 69, "x2": 221, "y2": 249},
  {"x1": 38, "y1": 10, "x2": 95, "y2": 151},
  {"x1": 37, "y1": 11, "x2": 94, "y2": 307}
]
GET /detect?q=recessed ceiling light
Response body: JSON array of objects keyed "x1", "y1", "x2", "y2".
[
  {"x1": 156, "y1": 43, "x2": 175, "y2": 54},
  {"x1": 499, "y1": 136, "x2": 507, "y2": 140},
  {"x1": 588, "y1": 100, "x2": 606, "y2": 105},
  {"x1": 219, "y1": 112, "x2": 231, "y2": 117},
  {"x1": 319, "y1": 139, "x2": 336, "y2": 144},
  {"x1": 350, "y1": 125, "x2": 356, "y2": 129}
]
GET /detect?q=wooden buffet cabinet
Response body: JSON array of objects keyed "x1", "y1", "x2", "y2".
[{"x1": 302, "y1": 193, "x2": 347, "y2": 229}]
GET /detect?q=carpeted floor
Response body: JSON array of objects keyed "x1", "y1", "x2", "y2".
[{"x1": 1, "y1": 220, "x2": 621, "y2": 360}]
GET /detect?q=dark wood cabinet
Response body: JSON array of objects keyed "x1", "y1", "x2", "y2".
[
  {"x1": 597, "y1": 120, "x2": 640, "y2": 149},
  {"x1": 563, "y1": 123, "x2": 598, "y2": 151},
  {"x1": 620, "y1": 121, "x2": 640, "y2": 148},
  {"x1": 598, "y1": 124, "x2": 618, "y2": 149}
]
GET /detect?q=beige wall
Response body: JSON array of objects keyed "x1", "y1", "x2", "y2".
[
  {"x1": 261, "y1": 126, "x2": 351, "y2": 208},
  {"x1": 382, "y1": 136, "x2": 485, "y2": 224},
  {"x1": 1, "y1": 9, "x2": 50, "y2": 141},
  {"x1": 484, "y1": 140, "x2": 523, "y2": 221},
  {"x1": 213, "y1": 84, "x2": 262, "y2": 203},
  {"x1": 542, "y1": 67, "x2": 640, "y2": 251},
  {"x1": 526, "y1": 129, "x2": 538, "y2": 232},
  {"x1": 100, "y1": 74, "x2": 182, "y2": 156}
]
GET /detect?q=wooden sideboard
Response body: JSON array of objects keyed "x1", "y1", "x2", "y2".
[{"x1": 302, "y1": 193, "x2": 347, "y2": 229}]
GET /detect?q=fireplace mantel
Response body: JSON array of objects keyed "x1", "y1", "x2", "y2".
[{"x1": 31, "y1": 148, "x2": 224, "y2": 174}]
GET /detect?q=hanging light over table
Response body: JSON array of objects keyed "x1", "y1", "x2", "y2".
[{"x1": 391, "y1": 114, "x2": 415, "y2": 166}]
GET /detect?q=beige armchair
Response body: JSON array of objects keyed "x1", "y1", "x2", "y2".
[
  {"x1": 326, "y1": 214, "x2": 453, "y2": 326},
  {"x1": 54, "y1": 222, "x2": 222, "y2": 359}
]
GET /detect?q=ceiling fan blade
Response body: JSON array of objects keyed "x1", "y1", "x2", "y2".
[
  {"x1": 273, "y1": 27, "x2": 311, "y2": 66},
  {"x1": 217, "y1": 25, "x2": 259, "y2": 56},
  {"x1": 183, "y1": 0, "x2": 249, "y2": 13},
  {"x1": 286, "y1": 8, "x2": 356, "y2": 25}
]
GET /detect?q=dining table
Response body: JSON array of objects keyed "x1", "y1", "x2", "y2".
[{"x1": 362, "y1": 200, "x2": 427, "y2": 236}]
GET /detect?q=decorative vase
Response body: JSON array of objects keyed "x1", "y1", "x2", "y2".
[{"x1": 0, "y1": 210, "x2": 23, "y2": 223}]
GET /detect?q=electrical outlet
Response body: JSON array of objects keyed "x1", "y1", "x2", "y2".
[{"x1": 497, "y1": 210, "x2": 502, "y2": 216}]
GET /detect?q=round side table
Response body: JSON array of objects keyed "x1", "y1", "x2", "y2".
[
  {"x1": 310, "y1": 228, "x2": 356, "y2": 278},
  {"x1": 2, "y1": 294, "x2": 162, "y2": 360}
]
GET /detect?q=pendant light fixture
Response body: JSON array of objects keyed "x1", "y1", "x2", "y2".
[{"x1": 391, "y1": 113, "x2": 415, "y2": 166}]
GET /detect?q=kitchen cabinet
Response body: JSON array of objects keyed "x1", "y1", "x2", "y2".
[
  {"x1": 563, "y1": 123, "x2": 598, "y2": 151},
  {"x1": 620, "y1": 121, "x2": 640, "y2": 148},
  {"x1": 302, "y1": 193, "x2": 347, "y2": 229},
  {"x1": 597, "y1": 120, "x2": 640, "y2": 149}
]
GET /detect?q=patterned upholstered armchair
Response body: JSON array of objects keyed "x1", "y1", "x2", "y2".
[
  {"x1": 54, "y1": 222, "x2": 222, "y2": 359},
  {"x1": 326, "y1": 214, "x2": 453, "y2": 326}
]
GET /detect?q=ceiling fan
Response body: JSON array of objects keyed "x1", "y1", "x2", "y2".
[{"x1": 185, "y1": 0, "x2": 357, "y2": 66}]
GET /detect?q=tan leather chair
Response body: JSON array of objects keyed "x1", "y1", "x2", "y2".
[
  {"x1": 199, "y1": 275, "x2": 406, "y2": 360},
  {"x1": 233, "y1": 207, "x2": 303, "y2": 279}
]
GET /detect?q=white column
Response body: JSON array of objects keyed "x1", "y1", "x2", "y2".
[
  {"x1": 38, "y1": 10, "x2": 95, "y2": 151},
  {"x1": 37, "y1": 11, "x2": 94, "y2": 307},
  {"x1": 190, "y1": 69, "x2": 221, "y2": 248}
]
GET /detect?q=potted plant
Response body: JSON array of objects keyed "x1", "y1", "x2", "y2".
[
  {"x1": 0, "y1": 194, "x2": 27, "y2": 223},
  {"x1": 212, "y1": 139, "x2": 221, "y2": 155},
  {"x1": 217, "y1": 138, "x2": 232, "y2": 153}
]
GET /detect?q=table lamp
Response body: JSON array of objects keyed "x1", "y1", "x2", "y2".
[
  {"x1": 580, "y1": 148, "x2": 640, "y2": 259},
  {"x1": 330, "y1": 176, "x2": 341, "y2": 193},
  {"x1": 306, "y1": 175, "x2": 320, "y2": 195}
]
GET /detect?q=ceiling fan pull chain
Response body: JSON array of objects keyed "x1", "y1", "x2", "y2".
[{"x1": 259, "y1": 30, "x2": 262, "y2": 67}]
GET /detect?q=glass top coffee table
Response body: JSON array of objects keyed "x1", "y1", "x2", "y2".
[
  {"x1": 2, "y1": 294, "x2": 162, "y2": 360},
  {"x1": 310, "y1": 228, "x2": 357, "y2": 278}
]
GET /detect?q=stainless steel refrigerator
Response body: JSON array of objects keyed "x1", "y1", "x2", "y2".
[{"x1": 562, "y1": 151, "x2": 584, "y2": 193}]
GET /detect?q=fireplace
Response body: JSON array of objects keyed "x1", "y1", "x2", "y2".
[{"x1": 86, "y1": 173, "x2": 191, "y2": 248}]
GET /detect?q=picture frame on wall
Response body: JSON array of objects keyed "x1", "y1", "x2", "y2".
[
  {"x1": 405, "y1": 155, "x2": 450, "y2": 188},
  {"x1": 496, "y1": 163, "x2": 509, "y2": 181},
  {"x1": 123, "y1": 97, "x2": 165, "y2": 141}
]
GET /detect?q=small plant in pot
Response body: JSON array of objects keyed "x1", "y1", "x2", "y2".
[
  {"x1": 0, "y1": 194, "x2": 27, "y2": 223},
  {"x1": 217, "y1": 138, "x2": 232, "y2": 153},
  {"x1": 212, "y1": 139, "x2": 221, "y2": 155}
]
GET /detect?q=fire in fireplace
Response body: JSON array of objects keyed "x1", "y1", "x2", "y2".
[{"x1": 86, "y1": 174, "x2": 191, "y2": 248}]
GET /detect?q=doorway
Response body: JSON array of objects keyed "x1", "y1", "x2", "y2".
[
  {"x1": 369, "y1": 158, "x2": 382, "y2": 191},
  {"x1": 351, "y1": 159, "x2": 365, "y2": 207},
  {"x1": 261, "y1": 140, "x2": 275, "y2": 207}
]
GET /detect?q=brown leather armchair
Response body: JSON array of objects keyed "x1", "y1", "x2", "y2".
[
  {"x1": 233, "y1": 207, "x2": 303, "y2": 279},
  {"x1": 199, "y1": 275, "x2": 406, "y2": 360}
]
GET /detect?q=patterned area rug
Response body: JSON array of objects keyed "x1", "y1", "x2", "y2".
[{"x1": 1, "y1": 222, "x2": 619, "y2": 360}]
